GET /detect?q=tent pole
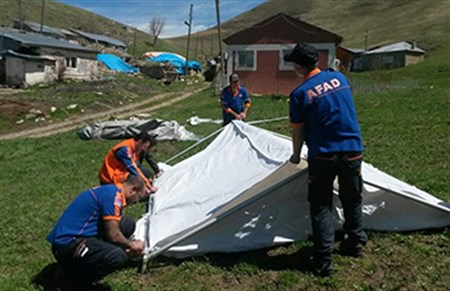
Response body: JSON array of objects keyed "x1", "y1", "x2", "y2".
[
  {"x1": 164, "y1": 127, "x2": 224, "y2": 164},
  {"x1": 248, "y1": 116, "x2": 288, "y2": 125},
  {"x1": 164, "y1": 117, "x2": 287, "y2": 165}
]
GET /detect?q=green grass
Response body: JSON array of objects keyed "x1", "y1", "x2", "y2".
[{"x1": 0, "y1": 48, "x2": 449, "y2": 290}]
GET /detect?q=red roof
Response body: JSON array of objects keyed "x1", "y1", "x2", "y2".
[{"x1": 224, "y1": 13, "x2": 342, "y2": 45}]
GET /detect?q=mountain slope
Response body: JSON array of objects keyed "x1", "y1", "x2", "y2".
[
  {"x1": 0, "y1": 0, "x2": 183, "y2": 55},
  {"x1": 168, "y1": 0, "x2": 449, "y2": 57}
]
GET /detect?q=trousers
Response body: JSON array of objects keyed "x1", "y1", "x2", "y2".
[
  {"x1": 51, "y1": 216, "x2": 136, "y2": 283},
  {"x1": 308, "y1": 152, "x2": 367, "y2": 265}
]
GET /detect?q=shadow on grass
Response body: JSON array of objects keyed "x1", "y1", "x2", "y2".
[
  {"x1": 147, "y1": 242, "x2": 316, "y2": 274},
  {"x1": 32, "y1": 263, "x2": 111, "y2": 291}
]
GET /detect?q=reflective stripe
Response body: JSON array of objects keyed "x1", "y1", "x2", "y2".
[
  {"x1": 291, "y1": 122, "x2": 304, "y2": 128},
  {"x1": 103, "y1": 215, "x2": 121, "y2": 221}
]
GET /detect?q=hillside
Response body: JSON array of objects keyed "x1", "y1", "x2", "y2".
[
  {"x1": 168, "y1": 0, "x2": 450, "y2": 58},
  {"x1": 0, "y1": 0, "x2": 183, "y2": 56}
]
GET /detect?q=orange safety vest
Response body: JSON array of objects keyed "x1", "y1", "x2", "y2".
[{"x1": 99, "y1": 139, "x2": 150, "y2": 188}]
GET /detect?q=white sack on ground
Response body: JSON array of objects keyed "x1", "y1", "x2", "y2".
[
  {"x1": 77, "y1": 119, "x2": 200, "y2": 141},
  {"x1": 135, "y1": 121, "x2": 450, "y2": 259},
  {"x1": 186, "y1": 116, "x2": 222, "y2": 126}
]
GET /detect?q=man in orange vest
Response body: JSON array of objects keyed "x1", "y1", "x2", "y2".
[{"x1": 99, "y1": 132, "x2": 158, "y2": 193}]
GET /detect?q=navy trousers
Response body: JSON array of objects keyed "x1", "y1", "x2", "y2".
[
  {"x1": 51, "y1": 216, "x2": 136, "y2": 284},
  {"x1": 308, "y1": 152, "x2": 367, "y2": 267}
]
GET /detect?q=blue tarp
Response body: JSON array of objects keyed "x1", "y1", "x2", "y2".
[
  {"x1": 147, "y1": 53, "x2": 202, "y2": 75},
  {"x1": 97, "y1": 54, "x2": 139, "y2": 74},
  {"x1": 188, "y1": 60, "x2": 202, "y2": 71}
]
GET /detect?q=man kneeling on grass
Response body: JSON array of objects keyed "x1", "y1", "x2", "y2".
[{"x1": 47, "y1": 175, "x2": 147, "y2": 287}]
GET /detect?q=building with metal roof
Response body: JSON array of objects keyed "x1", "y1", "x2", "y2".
[
  {"x1": 71, "y1": 29, "x2": 127, "y2": 50},
  {"x1": 353, "y1": 41, "x2": 426, "y2": 72},
  {"x1": 0, "y1": 28, "x2": 99, "y2": 86},
  {"x1": 0, "y1": 27, "x2": 97, "y2": 56}
]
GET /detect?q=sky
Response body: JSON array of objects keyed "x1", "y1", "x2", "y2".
[{"x1": 57, "y1": 0, "x2": 267, "y2": 38}]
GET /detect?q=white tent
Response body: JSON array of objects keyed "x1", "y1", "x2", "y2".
[{"x1": 135, "y1": 121, "x2": 450, "y2": 262}]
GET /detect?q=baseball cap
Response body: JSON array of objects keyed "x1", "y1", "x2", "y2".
[{"x1": 284, "y1": 43, "x2": 318, "y2": 66}]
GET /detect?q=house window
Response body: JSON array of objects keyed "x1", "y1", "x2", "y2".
[
  {"x1": 279, "y1": 49, "x2": 295, "y2": 71},
  {"x1": 66, "y1": 57, "x2": 77, "y2": 68},
  {"x1": 235, "y1": 50, "x2": 255, "y2": 71},
  {"x1": 383, "y1": 55, "x2": 394, "y2": 64}
]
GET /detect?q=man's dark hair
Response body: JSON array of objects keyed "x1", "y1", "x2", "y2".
[
  {"x1": 134, "y1": 132, "x2": 158, "y2": 146},
  {"x1": 125, "y1": 175, "x2": 146, "y2": 192}
]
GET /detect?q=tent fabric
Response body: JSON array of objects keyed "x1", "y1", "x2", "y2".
[
  {"x1": 77, "y1": 119, "x2": 200, "y2": 141},
  {"x1": 144, "y1": 51, "x2": 186, "y2": 60},
  {"x1": 97, "y1": 54, "x2": 139, "y2": 74},
  {"x1": 135, "y1": 121, "x2": 450, "y2": 259},
  {"x1": 147, "y1": 53, "x2": 202, "y2": 74}
]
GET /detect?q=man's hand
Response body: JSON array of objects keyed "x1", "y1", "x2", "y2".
[
  {"x1": 155, "y1": 171, "x2": 163, "y2": 178},
  {"x1": 126, "y1": 240, "x2": 145, "y2": 258},
  {"x1": 234, "y1": 113, "x2": 242, "y2": 120},
  {"x1": 289, "y1": 154, "x2": 300, "y2": 164},
  {"x1": 149, "y1": 185, "x2": 158, "y2": 193},
  {"x1": 240, "y1": 112, "x2": 247, "y2": 120}
]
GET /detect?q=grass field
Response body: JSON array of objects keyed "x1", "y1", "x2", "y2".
[{"x1": 0, "y1": 52, "x2": 449, "y2": 289}]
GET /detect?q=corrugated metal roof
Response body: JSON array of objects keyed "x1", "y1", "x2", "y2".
[
  {"x1": 0, "y1": 27, "x2": 96, "y2": 52},
  {"x1": 339, "y1": 46, "x2": 365, "y2": 54},
  {"x1": 365, "y1": 41, "x2": 425, "y2": 55},
  {"x1": 0, "y1": 49, "x2": 55, "y2": 61},
  {"x1": 72, "y1": 29, "x2": 127, "y2": 48},
  {"x1": 15, "y1": 19, "x2": 78, "y2": 37}
]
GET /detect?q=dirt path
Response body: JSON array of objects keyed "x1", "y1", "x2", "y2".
[{"x1": 0, "y1": 87, "x2": 206, "y2": 140}]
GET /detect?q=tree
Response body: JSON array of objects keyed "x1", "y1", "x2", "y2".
[{"x1": 149, "y1": 16, "x2": 166, "y2": 47}]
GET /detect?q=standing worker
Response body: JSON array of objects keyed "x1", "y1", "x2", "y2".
[
  {"x1": 99, "y1": 132, "x2": 158, "y2": 193},
  {"x1": 285, "y1": 42, "x2": 367, "y2": 277},
  {"x1": 220, "y1": 73, "x2": 251, "y2": 126},
  {"x1": 47, "y1": 175, "x2": 147, "y2": 287}
]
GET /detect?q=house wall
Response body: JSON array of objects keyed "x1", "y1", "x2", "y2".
[
  {"x1": 227, "y1": 43, "x2": 334, "y2": 96},
  {"x1": 359, "y1": 51, "x2": 426, "y2": 71},
  {"x1": 24, "y1": 60, "x2": 49, "y2": 86},
  {"x1": 3, "y1": 55, "x2": 57, "y2": 87},
  {"x1": 43, "y1": 55, "x2": 99, "y2": 81},
  {"x1": 0, "y1": 59, "x2": 5, "y2": 83},
  {"x1": 405, "y1": 54, "x2": 425, "y2": 66},
  {"x1": 64, "y1": 58, "x2": 99, "y2": 80},
  {"x1": 4, "y1": 57, "x2": 25, "y2": 86},
  {"x1": 336, "y1": 48, "x2": 357, "y2": 73}
]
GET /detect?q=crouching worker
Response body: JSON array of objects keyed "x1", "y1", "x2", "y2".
[
  {"x1": 99, "y1": 132, "x2": 158, "y2": 193},
  {"x1": 47, "y1": 175, "x2": 147, "y2": 286}
]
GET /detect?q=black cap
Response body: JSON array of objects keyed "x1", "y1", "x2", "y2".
[{"x1": 283, "y1": 43, "x2": 318, "y2": 66}]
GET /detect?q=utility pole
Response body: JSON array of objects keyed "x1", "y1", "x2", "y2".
[
  {"x1": 364, "y1": 28, "x2": 368, "y2": 51},
  {"x1": 184, "y1": 4, "x2": 193, "y2": 77},
  {"x1": 133, "y1": 27, "x2": 137, "y2": 55},
  {"x1": 40, "y1": 0, "x2": 46, "y2": 34},
  {"x1": 215, "y1": 0, "x2": 225, "y2": 89},
  {"x1": 18, "y1": 0, "x2": 23, "y2": 30}
]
